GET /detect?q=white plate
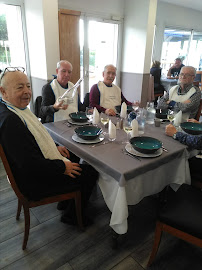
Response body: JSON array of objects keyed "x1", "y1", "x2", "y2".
[
  {"x1": 72, "y1": 133, "x2": 105, "y2": 144},
  {"x1": 68, "y1": 119, "x2": 91, "y2": 126},
  {"x1": 125, "y1": 143, "x2": 163, "y2": 158}
]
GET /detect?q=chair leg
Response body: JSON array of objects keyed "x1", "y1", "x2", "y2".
[
  {"x1": 16, "y1": 199, "x2": 22, "y2": 220},
  {"x1": 22, "y1": 204, "x2": 30, "y2": 250},
  {"x1": 74, "y1": 191, "x2": 84, "y2": 230},
  {"x1": 147, "y1": 221, "x2": 163, "y2": 267}
]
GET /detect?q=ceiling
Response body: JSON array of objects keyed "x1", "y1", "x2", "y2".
[{"x1": 160, "y1": 0, "x2": 202, "y2": 12}]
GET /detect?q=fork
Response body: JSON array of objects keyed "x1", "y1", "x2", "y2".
[
  {"x1": 121, "y1": 149, "x2": 141, "y2": 161},
  {"x1": 91, "y1": 141, "x2": 110, "y2": 148}
]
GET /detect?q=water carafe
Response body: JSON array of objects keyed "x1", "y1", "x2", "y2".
[{"x1": 146, "y1": 102, "x2": 156, "y2": 124}]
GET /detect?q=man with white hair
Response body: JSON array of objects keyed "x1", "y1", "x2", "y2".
[
  {"x1": 0, "y1": 68, "x2": 98, "y2": 225},
  {"x1": 158, "y1": 66, "x2": 201, "y2": 120},
  {"x1": 89, "y1": 64, "x2": 134, "y2": 116},
  {"x1": 40, "y1": 60, "x2": 85, "y2": 123}
]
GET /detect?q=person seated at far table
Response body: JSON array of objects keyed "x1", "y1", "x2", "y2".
[
  {"x1": 158, "y1": 66, "x2": 201, "y2": 121},
  {"x1": 167, "y1": 58, "x2": 184, "y2": 79},
  {"x1": 165, "y1": 119, "x2": 202, "y2": 187},
  {"x1": 40, "y1": 60, "x2": 85, "y2": 123},
  {"x1": 89, "y1": 64, "x2": 136, "y2": 116},
  {"x1": 150, "y1": 61, "x2": 165, "y2": 105},
  {"x1": 0, "y1": 68, "x2": 98, "y2": 226}
]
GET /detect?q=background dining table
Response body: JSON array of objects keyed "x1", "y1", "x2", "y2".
[
  {"x1": 161, "y1": 77, "x2": 178, "y2": 92},
  {"x1": 44, "y1": 118, "x2": 194, "y2": 235}
]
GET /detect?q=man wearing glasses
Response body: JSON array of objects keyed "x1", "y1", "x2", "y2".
[{"x1": 158, "y1": 66, "x2": 201, "y2": 120}]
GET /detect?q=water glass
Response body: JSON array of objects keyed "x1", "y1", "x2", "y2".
[
  {"x1": 86, "y1": 107, "x2": 93, "y2": 121},
  {"x1": 122, "y1": 118, "x2": 132, "y2": 143}
]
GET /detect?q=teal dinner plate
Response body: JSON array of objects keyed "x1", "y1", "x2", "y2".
[
  {"x1": 155, "y1": 109, "x2": 169, "y2": 119},
  {"x1": 180, "y1": 122, "x2": 202, "y2": 135},
  {"x1": 69, "y1": 112, "x2": 88, "y2": 123},
  {"x1": 74, "y1": 126, "x2": 102, "y2": 140},
  {"x1": 129, "y1": 136, "x2": 162, "y2": 154},
  {"x1": 115, "y1": 105, "x2": 133, "y2": 114}
]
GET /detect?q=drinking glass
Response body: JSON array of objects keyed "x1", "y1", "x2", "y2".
[
  {"x1": 122, "y1": 118, "x2": 132, "y2": 144},
  {"x1": 167, "y1": 109, "x2": 176, "y2": 124},
  {"x1": 100, "y1": 112, "x2": 109, "y2": 127},
  {"x1": 86, "y1": 107, "x2": 93, "y2": 122}
]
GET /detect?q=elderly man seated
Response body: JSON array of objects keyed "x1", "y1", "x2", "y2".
[
  {"x1": 165, "y1": 119, "x2": 202, "y2": 188},
  {"x1": 89, "y1": 64, "x2": 135, "y2": 116},
  {"x1": 40, "y1": 60, "x2": 85, "y2": 123},
  {"x1": 0, "y1": 68, "x2": 98, "y2": 225},
  {"x1": 158, "y1": 66, "x2": 201, "y2": 121}
]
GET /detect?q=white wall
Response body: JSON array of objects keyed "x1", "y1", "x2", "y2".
[
  {"x1": 58, "y1": 0, "x2": 124, "y2": 19},
  {"x1": 42, "y1": 0, "x2": 60, "y2": 79},
  {"x1": 153, "y1": 1, "x2": 202, "y2": 61},
  {"x1": 24, "y1": 0, "x2": 59, "y2": 80}
]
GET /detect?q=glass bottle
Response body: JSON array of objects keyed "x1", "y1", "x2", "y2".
[{"x1": 146, "y1": 102, "x2": 156, "y2": 124}]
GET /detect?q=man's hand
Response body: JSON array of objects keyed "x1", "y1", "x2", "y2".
[
  {"x1": 105, "y1": 108, "x2": 116, "y2": 116},
  {"x1": 165, "y1": 124, "x2": 177, "y2": 137},
  {"x1": 53, "y1": 99, "x2": 68, "y2": 110},
  {"x1": 188, "y1": 118, "x2": 199, "y2": 123},
  {"x1": 57, "y1": 146, "x2": 70, "y2": 158},
  {"x1": 63, "y1": 160, "x2": 82, "y2": 178},
  {"x1": 183, "y1": 99, "x2": 191, "y2": 104}
]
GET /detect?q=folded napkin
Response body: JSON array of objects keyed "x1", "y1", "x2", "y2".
[
  {"x1": 108, "y1": 120, "x2": 116, "y2": 140},
  {"x1": 92, "y1": 107, "x2": 100, "y2": 125},
  {"x1": 120, "y1": 102, "x2": 127, "y2": 119},
  {"x1": 131, "y1": 119, "x2": 139, "y2": 137},
  {"x1": 173, "y1": 111, "x2": 182, "y2": 127}
]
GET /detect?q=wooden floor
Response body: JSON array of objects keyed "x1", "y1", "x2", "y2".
[{"x1": 1, "y1": 162, "x2": 202, "y2": 270}]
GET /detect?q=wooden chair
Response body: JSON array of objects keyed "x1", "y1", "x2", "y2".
[
  {"x1": 0, "y1": 144, "x2": 84, "y2": 250},
  {"x1": 147, "y1": 184, "x2": 202, "y2": 267},
  {"x1": 195, "y1": 99, "x2": 202, "y2": 121}
]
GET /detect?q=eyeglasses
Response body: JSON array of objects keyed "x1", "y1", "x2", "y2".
[
  {"x1": 0, "y1": 67, "x2": 25, "y2": 81},
  {"x1": 179, "y1": 73, "x2": 194, "y2": 78}
]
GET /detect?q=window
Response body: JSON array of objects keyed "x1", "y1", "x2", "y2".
[
  {"x1": 0, "y1": 4, "x2": 26, "y2": 71},
  {"x1": 161, "y1": 28, "x2": 202, "y2": 75}
]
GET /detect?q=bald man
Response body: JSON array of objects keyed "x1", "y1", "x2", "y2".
[
  {"x1": 0, "y1": 68, "x2": 98, "y2": 225},
  {"x1": 89, "y1": 64, "x2": 134, "y2": 116},
  {"x1": 40, "y1": 60, "x2": 85, "y2": 123}
]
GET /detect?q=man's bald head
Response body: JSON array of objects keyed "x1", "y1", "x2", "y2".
[{"x1": 0, "y1": 71, "x2": 32, "y2": 109}]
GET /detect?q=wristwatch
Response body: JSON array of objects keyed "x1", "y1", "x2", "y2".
[{"x1": 172, "y1": 133, "x2": 177, "y2": 139}]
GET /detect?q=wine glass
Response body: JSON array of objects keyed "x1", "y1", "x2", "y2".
[
  {"x1": 167, "y1": 110, "x2": 175, "y2": 124},
  {"x1": 100, "y1": 112, "x2": 109, "y2": 127},
  {"x1": 86, "y1": 107, "x2": 93, "y2": 122},
  {"x1": 122, "y1": 118, "x2": 132, "y2": 144}
]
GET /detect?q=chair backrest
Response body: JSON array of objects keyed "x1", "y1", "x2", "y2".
[
  {"x1": 34, "y1": 96, "x2": 42, "y2": 118},
  {"x1": 193, "y1": 81, "x2": 200, "y2": 88},
  {"x1": 195, "y1": 99, "x2": 202, "y2": 121},
  {"x1": 83, "y1": 92, "x2": 90, "y2": 108},
  {"x1": 0, "y1": 144, "x2": 26, "y2": 201}
]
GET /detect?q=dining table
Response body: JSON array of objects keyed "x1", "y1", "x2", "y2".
[{"x1": 44, "y1": 118, "x2": 194, "y2": 235}]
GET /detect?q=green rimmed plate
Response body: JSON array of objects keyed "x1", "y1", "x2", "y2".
[
  {"x1": 74, "y1": 125, "x2": 102, "y2": 140},
  {"x1": 69, "y1": 112, "x2": 88, "y2": 123},
  {"x1": 129, "y1": 136, "x2": 162, "y2": 154},
  {"x1": 180, "y1": 122, "x2": 202, "y2": 135}
]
